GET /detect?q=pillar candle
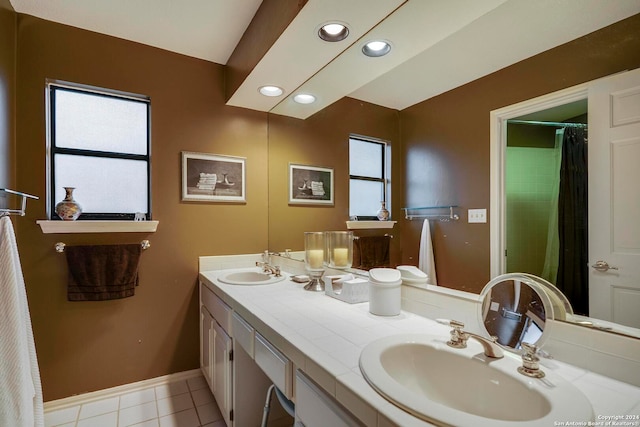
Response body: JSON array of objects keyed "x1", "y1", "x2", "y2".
[
  {"x1": 333, "y1": 248, "x2": 349, "y2": 267},
  {"x1": 307, "y1": 249, "x2": 324, "y2": 269}
]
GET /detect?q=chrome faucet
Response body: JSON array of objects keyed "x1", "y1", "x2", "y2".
[
  {"x1": 256, "y1": 261, "x2": 281, "y2": 277},
  {"x1": 517, "y1": 342, "x2": 545, "y2": 378},
  {"x1": 257, "y1": 250, "x2": 282, "y2": 276},
  {"x1": 441, "y1": 319, "x2": 504, "y2": 359}
]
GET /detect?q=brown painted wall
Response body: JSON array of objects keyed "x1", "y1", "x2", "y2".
[
  {"x1": 400, "y1": 13, "x2": 640, "y2": 294},
  {"x1": 12, "y1": 15, "x2": 400, "y2": 401},
  {"x1": 15, "y1": 15, "x2": 269, "y2": 401},
  {"x1": 268, "y1": 98, "x2": 402, "y2": 264},
  {"x1": 0, "y1": 0, "x2": 15, "y2": 195}
]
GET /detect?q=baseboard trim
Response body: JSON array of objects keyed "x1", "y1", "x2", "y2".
[{"x1": 44, "y1": 368, "x2": 203, "y2": 412}]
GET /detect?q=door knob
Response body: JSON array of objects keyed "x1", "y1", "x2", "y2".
[{"x1": 591, "y1": 260, "x2": 619, "y2": 272}]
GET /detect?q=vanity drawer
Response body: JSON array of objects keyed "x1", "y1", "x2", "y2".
[
  {"x1": 200, "y1": 282, "x2": 231, "y2": 333},
  {"x1": 232, "y1": 311, "x2": 254, "y2": 357},
  {"x1": 254, "y1": 333, "x2": 292, "y2": 398},
  {"x1": 295, "y1": 370, "x2": 360, "y2": 427}
]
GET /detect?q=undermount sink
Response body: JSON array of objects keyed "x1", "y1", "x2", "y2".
[
  {"x1": 359, "y1": 334, "x2": 593, "y2": 427},
  {"x1": 218, "y1": 270, "x2": 286, "y2": 286}
]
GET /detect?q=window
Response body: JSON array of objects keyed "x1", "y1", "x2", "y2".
[
  {"x1": 349, "y1": 136, "x2": 390, "y2": 219},
  {"x1": 47, "y1": 82, "x2": 151, "y2": 220}
]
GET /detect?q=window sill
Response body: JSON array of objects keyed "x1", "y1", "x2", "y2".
[
  {"x1": 37, "y1": 220, "x2": 158, "y2": 234},
  {"x1": 346, "y1": 220, "x2": 396, "y2": 230}
]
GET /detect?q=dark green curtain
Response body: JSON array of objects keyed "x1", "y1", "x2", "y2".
[{"x1": 557, "y1": 127, "x2": 588, "y2": 315}]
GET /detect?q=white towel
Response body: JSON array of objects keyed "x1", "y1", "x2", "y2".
[
  {"x1": 0, "y1": 216, "x2": 44, "y2": 427},
  {"x1": 418, "y1": 219, "x2": 437, "y2": 285}
]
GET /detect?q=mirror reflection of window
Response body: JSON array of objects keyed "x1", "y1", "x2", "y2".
[
  {"x1": 349, "y1": 136, "x2": 390, "y2": 219},
  {"x1": 520, "y1": 311, "x2": 544, "y2": 348}
]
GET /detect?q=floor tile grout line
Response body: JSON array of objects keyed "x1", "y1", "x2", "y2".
[
  {"x1": 116, "y1": 389, "x2": 122, "y2": 427},
  {"x1": 153, "y1": 397, "x2": 160, "y2": 427},
  {"x1": 188, "y1": 388, "x2": 205, "y2": 426},
  {"x1": 191, "y1": 392, "x2": 211, "y2": 426},
  {"x1": 74, "y1": 403, "x2": 81, "y2": 427}
]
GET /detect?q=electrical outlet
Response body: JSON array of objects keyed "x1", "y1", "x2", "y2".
[{"x1": 468, "y1": 208, "x2": 487, "y2": 223}]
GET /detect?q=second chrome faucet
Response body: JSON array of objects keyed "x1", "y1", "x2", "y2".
[
  {"x1": 439, "y1": 319, "x2": 504, "y2": 359},
  {"x1": 257, "y1": 250, "x2": 282, "y2": 277},
  {"x1": 256, "y1": 261, "x2": 281, "y2": 277}
]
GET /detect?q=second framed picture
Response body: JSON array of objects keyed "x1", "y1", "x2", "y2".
[
  {"x1": 289, "y1": 163, "x2": 334, "y2": 205},
  {"x1": 181, "y1": 152, "x2": 246, "y2": 203}
]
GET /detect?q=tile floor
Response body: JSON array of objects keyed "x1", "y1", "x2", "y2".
[{"x1": 44, "y1": 375, "x2": 226, "y2": 427}]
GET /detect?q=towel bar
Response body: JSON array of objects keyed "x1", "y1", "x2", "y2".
[
  {"x1": 0, "y1": 188, "x2": 39, "y2": 217},
  {"x1": 402, "y1": 205, "x2": 459, "y2": 221},
  {"x1": 55, "y1": 240, "x2": 150, "y2": 253},
  {"x1": 353, "y1": 234, "x2": 393, "y2": 239}
]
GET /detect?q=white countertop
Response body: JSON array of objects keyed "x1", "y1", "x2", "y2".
[{"x1": 199, "y1": 265, "x2": 640, "y2": 426}]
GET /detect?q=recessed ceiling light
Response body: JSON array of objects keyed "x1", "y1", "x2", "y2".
[
  {"x1": 259, "y1": 85, "x2": 284, "y2": 97},
  {"x1": 293, "y1": 93, "x2": 316, "y2": 104},
  {"x1": 362, "y1": 40, "x2": 391, "y2": 57},
  {"x1": 318, "y1": 22, "x2": 349, "y2": 42}
]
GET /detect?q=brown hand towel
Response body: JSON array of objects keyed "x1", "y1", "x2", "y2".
[
  {"x1": 353, "y1": 235, "x2": 391, "y2": 270},
  {"x1": 65, "y1": 244, "x2": 142, "y2": 301}
]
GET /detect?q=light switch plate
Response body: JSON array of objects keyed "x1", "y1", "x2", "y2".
[{"x1": 468, "y1": 208, "x2": 487, "y2": 223}]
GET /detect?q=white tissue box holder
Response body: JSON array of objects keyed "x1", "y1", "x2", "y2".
[{"x1": 324, "y1": 275, "x2": 369, "y2": 304}]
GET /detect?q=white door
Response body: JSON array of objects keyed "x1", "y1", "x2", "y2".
[{"x1": 588, "y1": 67, "x2": 640, "y2": 328}]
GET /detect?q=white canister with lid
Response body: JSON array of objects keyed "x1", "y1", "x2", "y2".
[
  {"x1": 397, "y1": 265, "x2": 429, "y2": 287},
  {"x1": 368, "y1": 268, "x2": 402, "y2": 316}
]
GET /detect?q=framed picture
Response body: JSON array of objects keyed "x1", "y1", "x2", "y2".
[
  {"x1": 182, "y1": 152, "x2": 246, "y2": 203},
  {"x1": 289, "y1": 163, "x2": 334, "y2": 205}
]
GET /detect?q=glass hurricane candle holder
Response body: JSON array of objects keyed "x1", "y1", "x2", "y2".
[
  {"x1": 304, "y1": 231, "x2": 326, "y2": 291},
  {"x1": 327, "y1": 231, "x2": 353, "y2": 269}
]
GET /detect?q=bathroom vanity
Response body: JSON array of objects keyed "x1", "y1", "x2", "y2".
[
  {"x1": 199, "y1": 254, "x2": 640, "y2": 427},
  {"x1": 199, "y1": 256, "x2": 364, "y2": 426}
]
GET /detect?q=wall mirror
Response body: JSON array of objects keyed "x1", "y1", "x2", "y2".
[
  {"x1": 479, "y1": 273, "x2": 557, "y2": 351},
  {"x1": 266, "y1": 102, "x2": 400, "y2": 260},
  {"x1": 491, "y1": 69, "x2": 640, "y2": 340}
]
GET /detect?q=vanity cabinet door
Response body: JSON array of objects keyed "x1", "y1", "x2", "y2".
[
  {"x1": 212, "y1": 320, "x2": 233, "y2": 426},
  {"x1": 200, "y1": 305, "x2": 214, "y2": 389}
]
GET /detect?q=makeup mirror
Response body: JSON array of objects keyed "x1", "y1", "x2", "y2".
[{"x1": 478, "y1": 273, "x2": 561, "y2": 351}]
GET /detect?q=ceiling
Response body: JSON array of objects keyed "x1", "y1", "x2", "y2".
[{"x1": 10, "y1": 0, "x2": 640, "y2": 119}]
